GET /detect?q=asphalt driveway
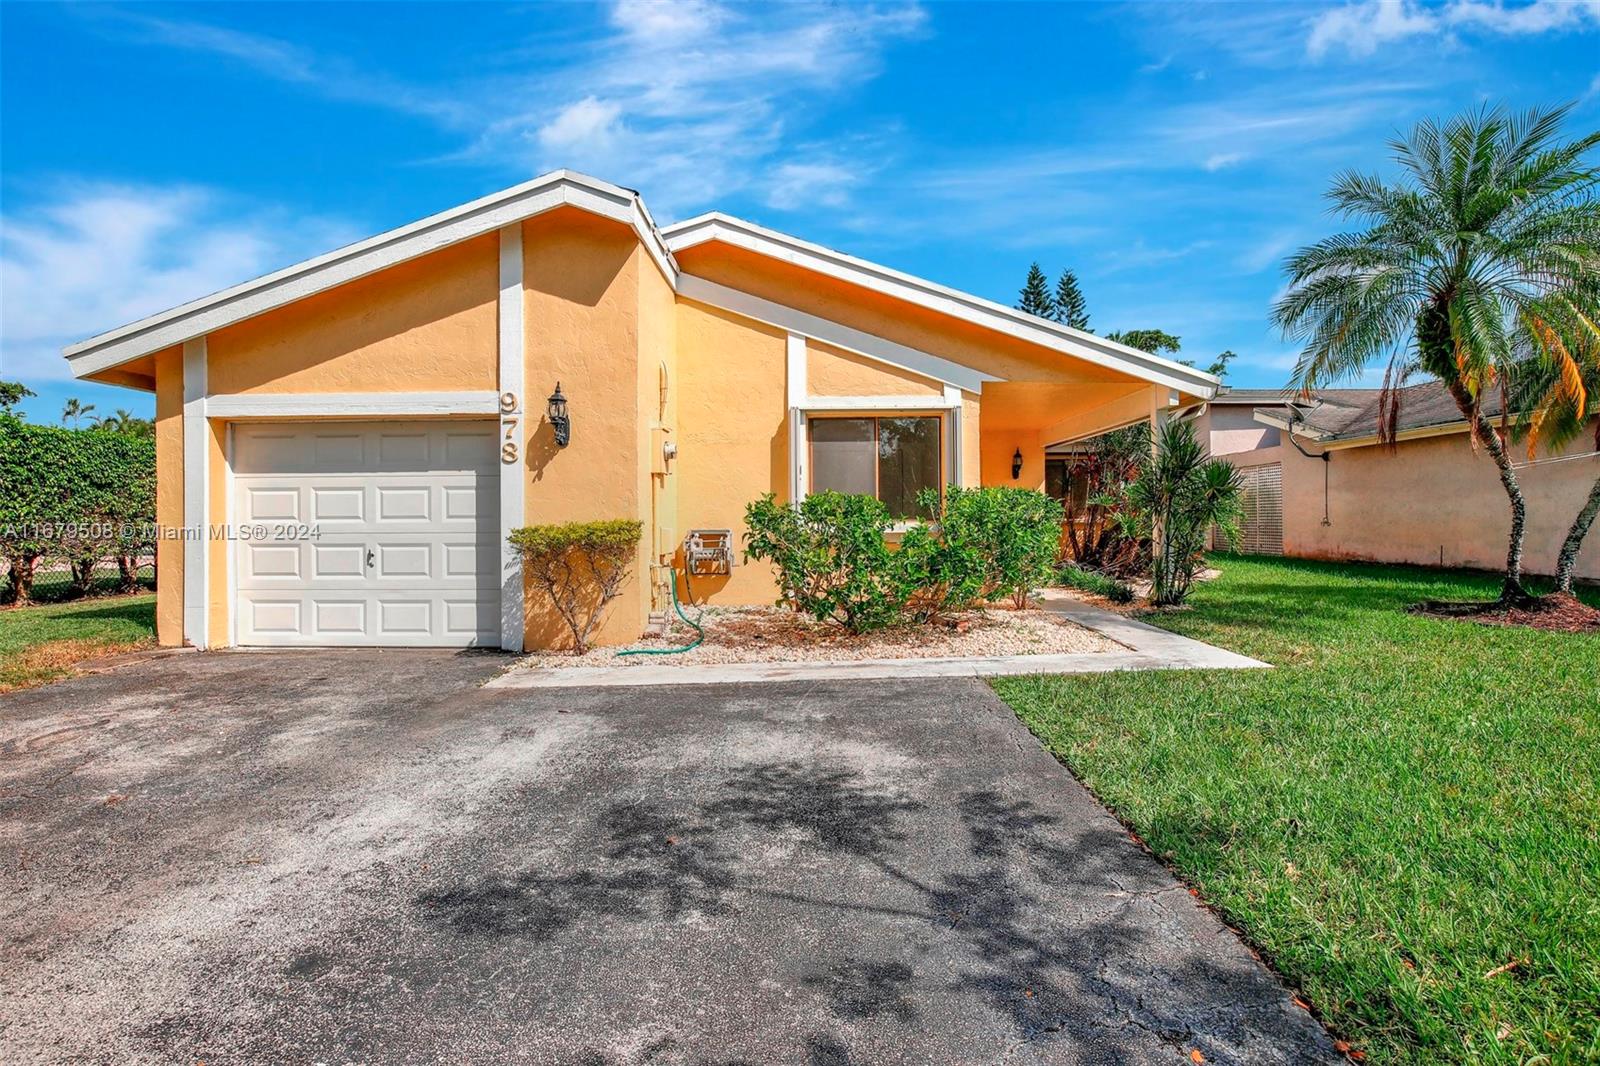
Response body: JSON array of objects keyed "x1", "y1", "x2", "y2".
[{"x1": 0, "y1": 650, "x2": 1338, "y2": 1065}]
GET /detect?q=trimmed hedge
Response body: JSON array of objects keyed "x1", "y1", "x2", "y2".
[
  {"x1": 0, "y1": 415, "x2": 156, "y2": 603},
  {"x1": 509, "y1": 519, "x2": 643, "y2": 654}
]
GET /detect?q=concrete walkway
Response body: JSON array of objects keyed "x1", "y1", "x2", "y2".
[{"x1": 487, "y1": 590, "x2": 1268, "y2": 689}]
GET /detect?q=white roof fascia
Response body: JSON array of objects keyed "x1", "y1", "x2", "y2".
[
  {"x1": 63, "y1": 170, "x2": 679, "y2": 379},
  {"x1": 677, "y1": 273, "x2": 998, "y2": 395},
  {"x1": 663, "y1": 213, "x2": 1220, "y2": 398}
]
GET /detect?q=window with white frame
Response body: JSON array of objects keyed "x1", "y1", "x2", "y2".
[{"x1": 808, "y1": 415, "x2": 942, "y2": 518}]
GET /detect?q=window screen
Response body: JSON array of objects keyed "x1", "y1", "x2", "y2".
[
  {"x1": 810, "y1": 418, "x2": 877, "y2": 497},
  {"x1": 809, "y1": 415, "x2": 941, "y2": 518},
  {"x1": 877, "y1": 417, "x2": 940, "y2": 518}
]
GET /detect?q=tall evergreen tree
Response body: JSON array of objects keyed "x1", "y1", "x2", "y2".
[
  {"x1": 1016, "y1": 262, "x2": 1055, "y2": 320},
  {"x1": 1054, "y1": 269, "x2": 1090, "y2": 331}
]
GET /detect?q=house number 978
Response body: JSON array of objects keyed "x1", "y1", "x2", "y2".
[{"x1": 500, "y1": 391, "x2": 520, "y2": 464}]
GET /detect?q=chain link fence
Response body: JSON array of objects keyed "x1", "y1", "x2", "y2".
[{"x1": 17, "y1": 556, "x2": 157, "y2": 604}]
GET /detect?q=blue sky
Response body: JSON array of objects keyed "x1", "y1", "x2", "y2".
[{"x1": 3, "y1": 0, "x2": 1598, "y2": 424}]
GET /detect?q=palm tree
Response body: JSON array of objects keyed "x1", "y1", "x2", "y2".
[
  {"x1": 1515, "y1": 316, "x2": 1600, "y2": 593},
  {"x1": 61, "y1": 397, "x2": 94, "y2": 428},
  {"x1": 1273, "y1": 104, "x2": 1600, "y2": 602}
]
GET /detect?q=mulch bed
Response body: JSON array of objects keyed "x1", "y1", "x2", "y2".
[{"x1": 1409, "y1": 592, "x2": 1600, "y2": 633}]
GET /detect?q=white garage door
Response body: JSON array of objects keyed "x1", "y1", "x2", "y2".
[{"x1": 233, "y1": 421, "x2": 499, "y2": 647}]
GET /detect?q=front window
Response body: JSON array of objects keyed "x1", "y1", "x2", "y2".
[{"x1": 809, "y1": 415, "x2": 941, "y2": 518}]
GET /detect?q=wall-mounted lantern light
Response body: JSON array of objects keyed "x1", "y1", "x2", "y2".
[
  {"x1": 547, "y1": 383, "x2": 571, "y2": 448},
  {"x1": 1011, "y1": 447, "x2": 1023, "y2": 480}
]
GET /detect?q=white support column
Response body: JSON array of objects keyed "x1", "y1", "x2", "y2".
[
  {"x1": 1149, "y1": 386, "x2": 1172, "y2": 446},
  {"x1": 790, "y1": 409, "x2": 808, "y2": 504},
  {"x1": 785, "y1": 332, "x2": 806, "y2": 409},
  {"x1": 498, "y1": 223, "x2": 526, "y2": 653},
  {"x1": 182, "y1": 337, "x2": 208, "y2": 649},
  {"x1": 944, "y1": 384, "x2": 964, "y2": 488},
  {"x1": 787, "y1": 333, "x2": 807, "y2": 504}
]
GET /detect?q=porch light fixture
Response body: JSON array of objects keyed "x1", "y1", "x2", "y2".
[
  {"x1": 1011, "y1": 447, "x2": 1023, "y2": 480},
  {"x1": 547, "y1": 383, "x2": 571, "y2": 448}
]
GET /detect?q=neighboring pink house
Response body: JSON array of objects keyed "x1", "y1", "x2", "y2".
[{"x1": 1191, "y1": 382, "x2": 1599, "y2": 583}]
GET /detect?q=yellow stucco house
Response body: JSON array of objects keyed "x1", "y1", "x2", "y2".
[{"x1": 62, "y1": 170, "x2": 1219, "y2": 651}]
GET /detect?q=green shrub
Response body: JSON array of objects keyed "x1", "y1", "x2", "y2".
[
  {"x1": 509, "y1": 519, "x2": 643, "y2": 654},
  {"x1": 745, "y1": 486, "x2": 1065, "y2": 631},
  {"x1": 913, "y1": 485, "x2": 1064, "y2": 610},
  {"x1": 743, "y1": 492, "x2": 910, "y2": 633},
  {"x1": 0, "y1": 415, "x2": 156, "y2": 603},
  {"x1": 1056, "y1": 563, "x2": 1135, "y2": 604}
]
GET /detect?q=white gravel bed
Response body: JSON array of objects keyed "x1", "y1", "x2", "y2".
[{"x1": 520, "y1": 604, "x2": 1120, "y2": 669}]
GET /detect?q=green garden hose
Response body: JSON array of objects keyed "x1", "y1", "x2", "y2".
[{"x1": 616, "y1": 569, "x2": 704, "y2": 656}]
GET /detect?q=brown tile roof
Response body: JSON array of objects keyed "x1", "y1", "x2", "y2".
[{"x1": 1252, "y1": 380, "x2": 1503, "y2": 442}]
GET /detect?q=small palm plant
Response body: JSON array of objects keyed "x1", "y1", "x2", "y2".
[
  {"x1": 61, "y1": 398, "x2": 94, "y2": 429},
  {"x1": 1127, "y1": 421, "x2": 1244, "y2": 606},
  {"x1": 1272, "y1": 103, "x2": 1600, "y2": 602}
]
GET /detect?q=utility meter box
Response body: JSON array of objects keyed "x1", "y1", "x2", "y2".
[{"x1": 683, "y1": 529, "x2": 735, "y2": 576}]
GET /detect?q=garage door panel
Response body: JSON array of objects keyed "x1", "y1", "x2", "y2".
[
  {"x1": 443, "y1": 484, "x2": 494, "y2": 521},
  {"x1": 247, "y1": 599, "x2": 302, "y2": 636},
  {"x1": 245, "y1": 543, "x2": 303, "y2": 580},
  {"x1": 244, "y1": 486, "x2": 301, "y2": 522},
  {"x1": 442, "y1": 542, "x2": 489, "y2": 579},
  {"x1": 313, "y1": 600, "x2": 366, "y2": 635},
  {"x1": 445, "y1": 598, "x2": 498, "y2": 635},
  {"x1": 376, "y1": 485, "x2": 433, "y2": 522},
  {"x1": 310, "y1": 486, "x2": 365, "y2": 522},
  {"x1": 313, "y1": 433, "x2": 364, "y2": 468},
  {"x1": 378, "y1": 432, "x2": 430, "y2": 468},
  {"x1": 445, "y1": 431, "x2": 496, "y2": 469},
  {"x1": 311, "y1": 543, "x2": 365, "y2": 579},
  {"x1": 234, "y1": 421, "x2": 499, "y2": 647},
  {"x1": 375, "y1": 542, "x2": 431, "y2": 579}
]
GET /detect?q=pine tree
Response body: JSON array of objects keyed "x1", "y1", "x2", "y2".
[
  {"x1": 1054, "y1": 269, "x2": 1090, "y2": 331},
  {"x1": 1016, "y1": 262, "x2": 1055, "y2": 320}
]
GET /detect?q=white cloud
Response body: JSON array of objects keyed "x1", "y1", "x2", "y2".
[
  {"x1": 91, "y1": 2, "x2": 926, "y2": 219},
  {"x1": 1307, "y1": 0, "x2": 1600, "y2": 59},
  {"x1": 86, "y1": 9, "x2": 465, "y2": 123},
  {"x1": 471, "y1": 1, "x2": 927, "y2": 215},
  {"x1": 1203, "y1": 152, "x2": 1246, "y2": 171},
  {"x1": 536, "y1": 97, "x2": 625, "y2": 153},
  {"x1": 765, "y1": 162, "x2": 859, "y2": 210},
  {"x1": 1100, "y1": 239, "x2": 1215, "y2": 274},
  {"x1": 0, "y1": 183, "x2": 358, "y2": 381},
  {"x1": 1448, "y1": 0, "x2": 1600, "y2": 34},
  {"x1": 1236, "y1": 230, "x2": 1303, "y2": 274},
  {"x1": 608, "y1": 0, "x2": 726, "y2": 40},
  {"x1": 1308, "y1": 1, "x2": 1438, "y2": 59}
]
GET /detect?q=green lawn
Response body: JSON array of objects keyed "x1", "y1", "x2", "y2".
[
  {"x1": 994, "y1": 556, "x2": 1600, "y2": 1065},
  {"x1": 0, "y1": 594, "x2": 156, "y2": 692}
]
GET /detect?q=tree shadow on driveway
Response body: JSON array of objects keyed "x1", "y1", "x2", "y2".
[{"x1": 411, "y1": 760, "x2": 1329, "y2": 1063}]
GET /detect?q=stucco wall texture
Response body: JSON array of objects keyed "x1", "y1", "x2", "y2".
[
  {"x1": 143, "y1": 207, "x2": 1174, "y2": 649},
  {"x1": 1209, "y1": 417, "x2": 1598, "y2": 583}
]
